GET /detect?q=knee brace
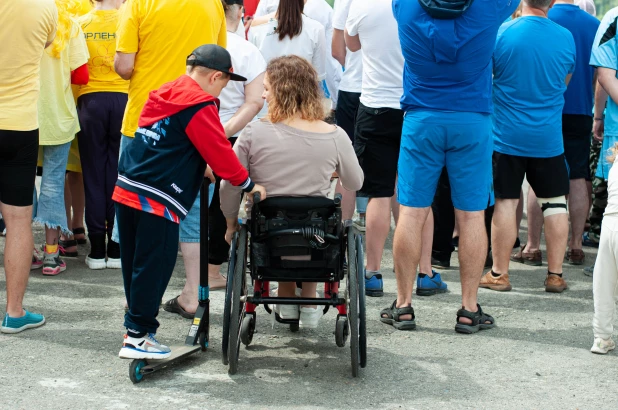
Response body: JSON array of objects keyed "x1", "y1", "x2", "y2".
[{"x1": 537, "y1": 196, "x2": 568, "y2": 217}]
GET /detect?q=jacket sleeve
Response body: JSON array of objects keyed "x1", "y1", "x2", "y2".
[
  {"x1": 334, "y1": 129, "x2": 364, "y2": 192},
  {"x1": 185, "y1": 104, "x2": 255, "y2": 192}
]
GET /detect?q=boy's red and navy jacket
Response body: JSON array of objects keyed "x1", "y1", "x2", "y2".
[{"x1": 115, "y1": 75, "x2": 254, "y2": 220}]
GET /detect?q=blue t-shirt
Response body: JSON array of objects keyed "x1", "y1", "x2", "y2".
[
  {"x1": 549, "y1": 4, "x2": 600, "y2": 116},
  {"x1": 590, "y1": 7, "x2": 618, "y2": 138},
  {"x1": 392, "y1": 0, "x2": 518, "y2": 114},
  {"x1": 492, "y1": 17, "x2": 576, "y2": 158}
]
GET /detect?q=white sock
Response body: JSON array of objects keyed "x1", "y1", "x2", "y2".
[{"x1": 365, "y1": 269, "x2": 379, "y2": 280}]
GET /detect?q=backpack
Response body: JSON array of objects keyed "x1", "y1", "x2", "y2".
[{"x1": 417, "y1": 0, "x2": 476, "y2": 19}]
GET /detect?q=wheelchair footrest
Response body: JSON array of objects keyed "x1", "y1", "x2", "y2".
[{"x1": 247, "y1": 296, "x2": 345, "y2": 306}]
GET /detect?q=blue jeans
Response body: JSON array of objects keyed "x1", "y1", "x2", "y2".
[
  {"x1": 179, "y1": 184, "x2": 215, "y2": 243},
  {"x1": 111, "y1": 135, "x2": 133, "y2": 243},
  {"x1": 33, "y1": 142, "x2": 71, "y2": 233}
]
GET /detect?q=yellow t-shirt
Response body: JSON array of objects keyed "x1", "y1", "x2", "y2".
[
  {"x1": 38, "y1": 19, "x2": 90, "y2": 145},
  {"x1": 77, "y1": 9, "x2": 129, "y2": 97},
  {"x1": 78, "y1": 0, "x2": 93, "y2": 15},
  {"x1": 116, "y1": 0, "x2": 227, "y2": 137},
  {"x1": 0, "y1": 0, "x2": 58, "y2": 131}
]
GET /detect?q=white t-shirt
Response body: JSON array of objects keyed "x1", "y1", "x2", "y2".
[
  {"x1": 249, "y1": 14, "x2": 326, "y2": 80},
  {"x1": 605, "y1": 162, "x2": 618, "y2": 217},
  {"x1": 332, "y1": 0, "x2": 362, "y2": 93},
  {"x1": 346, "y1": 0, "x2": 403, "y2": 109},
  {"x1": 219, "y1": 31, "x2": 267, "y2": 137}
]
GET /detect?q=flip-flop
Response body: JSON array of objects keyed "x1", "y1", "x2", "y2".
[{"x1": 163, "y1": 296, "x2": 195, "y2": 319}]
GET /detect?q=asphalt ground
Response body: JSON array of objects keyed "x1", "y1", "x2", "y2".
[{"x1": 1, "y1": 215, "x2": 617, "y2": 409}]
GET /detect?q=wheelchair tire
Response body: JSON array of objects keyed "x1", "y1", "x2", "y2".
[
  {"x1": 222, "y1": 233, "x2": 238, "y2": 365},
  {"x1": 228, "y1": 226, "x2": 248, "y2": 375},
  {"x1": 240, "y1": 314, "x2": 255, "y2": 346},
  {"x1": 356, "y1": 231, "x2": 367, "y2": 368},
  {"x1": 290, "y1": 323, "x2": 300, "y2": 332},
  {"x1": 335, "y1": 316, "x2": 349, "y2": 348},
  {"x1": 347, "y1": 228, "x2": 360, "y2": 378}
]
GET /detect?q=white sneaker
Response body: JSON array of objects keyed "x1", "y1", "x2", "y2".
[
  {"x1": 119, "y1": 333, "x2": 172, "y2": 359},
  {"x1": 272, "y1": 304, "x2": 299, "y2": 320},
  {"x1": 106, "y1": 257, "x2": 122, "y2": 269},
  {"x1": 85, "y1": 256, "x2": 107, "y2": 270},
  {"x1": 299, "y1": 307, "x2": 322, "y2": 329},
  {"x1": 591, "y1": 337, "x2": 616, "y2": 354}
]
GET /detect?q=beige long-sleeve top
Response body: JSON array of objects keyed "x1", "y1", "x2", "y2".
[{"x1": 220, "y1": 120, "x2": 364, "y2": 219}]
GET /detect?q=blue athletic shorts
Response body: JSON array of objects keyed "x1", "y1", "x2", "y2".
[
  {"x1": 397, "y1": 110, "x2": 494, "y2": 212},
  {"x1": 179, "y1": 183, "x2": 215, "y2": 243}
]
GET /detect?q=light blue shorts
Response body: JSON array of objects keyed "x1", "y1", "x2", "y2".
[
  {"x1": 179, "y1": 184, "x2": 215, "y2": 243},
  {"x1": 397, "y1": 110, "x2": 494, "y2": 212},
  {"x1": 596, "y1": 135, "x2": 618, "y2": 181}
]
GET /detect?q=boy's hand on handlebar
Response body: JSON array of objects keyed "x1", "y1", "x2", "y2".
[
  {"x1": 249, "y1": 184, "x2": 266, "y2": 201},
  {"x1": 204, "y1": 166, "x2": 215, "y2": 183}
]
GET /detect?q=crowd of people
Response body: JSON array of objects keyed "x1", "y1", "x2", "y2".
[{"x1": 1, "y1": 0, "x2": 618, "y2": 361}]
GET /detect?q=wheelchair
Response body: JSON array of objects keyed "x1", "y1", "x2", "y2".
[{"x1": 221, "y1": 194, "x2": 367, "y2": 377}]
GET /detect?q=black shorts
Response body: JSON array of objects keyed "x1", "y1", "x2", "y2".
[
  {"x1": 562, "y1": 114, "x2": 592, "y2": 181},
  {"x1": 335, "y1": 91, "x2": 361, "y2": 143},
  {"x1": 354, "y1": 103, "x2": 403, "y2": 198},
  {"x1": 0, "y1": 129, "x2": 38, "y2": 206},
  {"x1": 493, "y1": 151, "x2": 570, "y2": 199}
]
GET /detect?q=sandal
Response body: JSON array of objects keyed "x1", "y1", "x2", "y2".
[
  {"x1": 73, "y1": 227, "x2": 87, "y2": 245},
  {"x1": 162, "y1": 296, "x2": 194, "y2": 319},
  {"x1": 380, "y1": 300, "x2": 416, "y2": 331},
  {"x1": 58, "y1": 239, "x2": 79, "y2": 257},
  {"x1": 455, "y1": 304, "x2": 495, "y2": 334}
]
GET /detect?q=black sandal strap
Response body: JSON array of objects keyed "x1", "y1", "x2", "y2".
[
  {"x1": 457, "y1": 304, "x2": 494, "y2": 326},
  {"x1": 381, "y1": 300, "x2": 415, "y2": 321},
  {"x1": 59, "y1": 239, "x2": 77, "y2": 248},
  {"x1": 73, "y1": 227, "x2": 86, "y2": 235}
]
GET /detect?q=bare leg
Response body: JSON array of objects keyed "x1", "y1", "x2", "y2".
[
  {"x1": 68, "y1": 172, "x2": 85, "y2": 235},
  {"x1": 45, "y1": 227, "x2": 59, "y2": 247},
  {"x1": 278, "y1": 282, "x2": 296, "y2": 298},
  {"x1": 516, "y1": 189, "x2": 524, "y2": 235},
  {"x1": 418, "y1": 209, "x2": 434, "y2": 276},
  {"x1": 568, "y1": 178, "x2": 588, "y2": 251},
  {"x1": 365, "y1": 197, "x2": 392, "y2": 272},
  {"x1": 391, "y1": 206, "x2": 429, "y2": 320},
  {"x1": 544, "y1": 213, "x2": 569, "y2": 274},
  {"x1": 3, "y1": 203, "x2": 35, "y2": 317},
  {"x1": 177, "y1": 243, "x2": 227, "y2": 314},
  {"x1": 335, "y1": 182, "x2": 356, "y2": 221},
  {"x1": 525, "y1": 188, "x2": 544, "y2": 252},
  {"x1": 300, "y1": 282, "x2": 318, "y2": 308},
  {"x1": 457, "y1": 209, "x2": 487, "y2": 313},
  {"x1": 63, "y1": 174, "x2": 72, "y2": 234},
  {"x1": 491, "y1": 199, "x2": 519, "y2": 275},
  {"x1": 391, "y1": 193, "x2": 400, "y2": 226}
]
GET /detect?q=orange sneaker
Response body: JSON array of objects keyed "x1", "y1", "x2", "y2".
[{"x1": 479, "y1": 271, "x2": 512, "y2": 292}]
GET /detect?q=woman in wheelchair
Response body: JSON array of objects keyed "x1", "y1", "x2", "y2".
[{"x1": 220, "y1": 55, "x2": 363, "y2": 328}]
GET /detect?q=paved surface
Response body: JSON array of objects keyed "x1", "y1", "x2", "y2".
[{"x1": 1, "y1": 218, "x2": 617, "y2": 410}]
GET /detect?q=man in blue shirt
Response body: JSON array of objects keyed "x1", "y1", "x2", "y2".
[
  {"x1": 546, "y1": 1, "x2": 599, "y2": 267},
  {"x1": 388, "y1": 0, "x2": 517, "y2": 334},
  {"x1": 481, "y1": 0, "x2": 576, "y2": 295}
]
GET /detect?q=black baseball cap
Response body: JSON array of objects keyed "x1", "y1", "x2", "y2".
[
  {"x1": 225, "y1": 0, "x2": 244, "y2": 5},
  {"x1": 186, "y1": 44, "x2": 247, "y2": 82}
]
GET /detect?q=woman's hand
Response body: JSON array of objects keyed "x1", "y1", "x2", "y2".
[
  {"x1": 225, "y1": 218, "x2": 240, "y2": 245},
  {"x1": 204, "y1": 166, "x2": 216, "y2": 183}
]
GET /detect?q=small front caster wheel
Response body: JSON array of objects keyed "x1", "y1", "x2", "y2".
[
  {"x1": 290, "y1": 322, "x2": 300, "y2": 332},
  {"x1": 129, "y1": 359, "x2": 148, "y2": 384},
  {"x1": 335, "y1": 317, "x2": 349, "y2": 347}
]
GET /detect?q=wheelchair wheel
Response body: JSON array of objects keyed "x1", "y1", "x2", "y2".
[
  {"x1": 228, "y1": 226, "x2": 248, "y2": 375},
  {"x1": 240, "y1": 314, "x2": 255, "y2": 346},
  {"x1": 335, "y1": 316, "x2": 349, "y2": 348},
  {"x1": 347, "y1": 228, "x2": 360, "y2": 378},
  {"x1": 356, "y1": 231, "x2": 367, "y2": 368},
  {"x1": 222, "y1": 234, "x2": 238, "y2": 365},
  {"x1": 290, "y1": 322, "x2": 300, "y2": 332}
]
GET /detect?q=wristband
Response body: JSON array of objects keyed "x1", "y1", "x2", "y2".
[{"x1": 594, "y1": 117, "x2": 604, "y2": 121}]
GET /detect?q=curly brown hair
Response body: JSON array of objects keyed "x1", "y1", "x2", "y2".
[{"x1": 266, "y1": 56, "x2": 325, "y2": 123}]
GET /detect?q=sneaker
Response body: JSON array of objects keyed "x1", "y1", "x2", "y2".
[
  {"x1": 480, "y1": 271, "x2": 512, "y2": 292},
  {"x1": 365, "y1": 271, "x2": 384, "y2": 297},
  {"x1": 86, "y1": 233, "x2": 106, "y2": 270},
  {"x1": 1, "y1": 310, "x2": 45, "y2": 334},
  {"x1": 582, "y1": 232, "x2": 599, "y2": 248},
  {"x1": 106, "y1": 239, "x2": 121, "y2": 269},
  {"x1": 118, "y1": 333, "x2": 172, "y2": 360},
  {"x1": 31, "y1": 249, "x2": 43, "y2": 270},
  {"x1": 431, "y1": 256, "x2": 450, "y2": 269},
  {"x1": 271, "y1": 304, "x2": 299, "y2": 320},
  {"x1": 0, "y1": 218, "x2": 5, "y2": 236},
  {"x1": 299, "y1": 306, "x2": 322, "y2": 329},
  {"x1": 353, "y1": 215, "x2": 366, "y2": 232},
  {"x1": 545, "y1": 274, "x2": 567, "y2": 293},
  {"x1": 583, "y1": 264, "x2": 595, "y2": 277},
  {"x1": 42, "y1": 249, "x2": 66, "y2": 276},
  {"x1": 416, "y1": 270, "x2": 448, "y2": 296},
  {"x1": 591, "y1": 337, "x2": 616, "y2": 354}
]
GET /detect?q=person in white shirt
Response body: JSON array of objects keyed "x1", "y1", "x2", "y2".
[
  {"x1": 164, "y1": 0, "x2": 267, "y2": 318},
  {"x1": 331, "y1": 0, "x2": 363, "y2": 224},
  {"x1": 254, "y1": 0, "x2": 340, "y2": 111},
  {"x1": 344, "y1": 0, "x2": 404, "y2": 299}
]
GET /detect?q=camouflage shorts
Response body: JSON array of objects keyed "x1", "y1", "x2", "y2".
[{"x1": 588, "y1": 139, "x2": 608, "y2": 239}]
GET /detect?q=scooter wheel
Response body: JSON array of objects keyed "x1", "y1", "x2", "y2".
[{"x1": 129, "y1": 359, "x2": 147, "y2": 384}]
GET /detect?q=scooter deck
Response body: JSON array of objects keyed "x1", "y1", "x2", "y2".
[{"x1": 141, "y1": 345, "x2": 201, "y2": 374}]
